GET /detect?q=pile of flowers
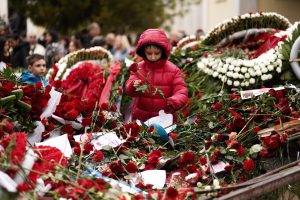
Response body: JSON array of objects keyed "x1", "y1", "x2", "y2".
[{"x1": 170, "y1": 12, "x2": 300, "y2": 95}]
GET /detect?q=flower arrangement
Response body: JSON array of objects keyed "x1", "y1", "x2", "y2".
[
  {"x1": 46, "y1": 46, "x2": 113, "y2": 82},
  {"x1": 202, "y1": 12, "x2": 291, "y2": 46},
  {"x1": 61, "y1": 62, "x2": 105, "y2": 102}
]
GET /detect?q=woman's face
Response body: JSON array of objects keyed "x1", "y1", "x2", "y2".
[
  {"x1": 145, "y1": 46, "x2": 162, "y2": 62},
  {"x1": 68, "y1": 41, "x2": 76, "y2": 52}
]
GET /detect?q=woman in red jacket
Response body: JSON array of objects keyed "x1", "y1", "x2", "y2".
[{"x1": 125, "y1": 29, "x2": 188, "y2": 122}]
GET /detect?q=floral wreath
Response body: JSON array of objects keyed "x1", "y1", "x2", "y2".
[
  {"x1": 171, "y1": 35, "x2": 203, "y2": 53},
  {"x1": 46, "y1": 46, "x2": 113, "y2": 82},
  {"x1": 193, "y1": 12, "x2": 296, "y2": 87},
  {"x1": 61, "y1": 62, "x2": 105, "y2": 102}
]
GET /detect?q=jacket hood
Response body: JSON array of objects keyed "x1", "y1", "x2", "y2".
[{"x1": 136, "y1": 29, "x2": 171, "y2": 59}]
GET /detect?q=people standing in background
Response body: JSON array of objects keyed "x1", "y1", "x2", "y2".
[
  {"x1": 11, "y1": 32, "x2": 29, "y2": 68},
  {"x1": 105, "y1": 32, "x2": 116, "y2": 52},
  {"x1": 68, "y1": 39, "x2": 83, "y2": 53},
  {"x1": 82, "y1": 22, "x2": 101, "y2": 48},
  {"x1": 44, "y1": 31, "x2": 65, "y2": 68},
  {"x1": 169, "y1": 31, "x2": 184, "y2": 47},
  {"x1": 27, "y1": 32, "x2": 46, "y2": 56},
  {"x1": 0, "y1": 37, "x2": 14, "y2": 67},
  {"x1": 112, "y1": 34, "x2": 130, "y2": 62}
]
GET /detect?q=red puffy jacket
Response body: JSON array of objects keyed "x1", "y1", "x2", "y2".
[{"x1": 125, "y1": 29, "x2": 188, "y2": 121}]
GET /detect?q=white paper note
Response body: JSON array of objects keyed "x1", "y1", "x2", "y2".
[
  {"x1": 140, "y1": 170, "x2": 166, "y2": 189},
  {"x1": 35, "y1": 134, "x2": 72, "y2": 158}
]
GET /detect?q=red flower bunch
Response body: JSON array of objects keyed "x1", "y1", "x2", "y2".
[
  {"x1": 145, "y1": 150, "x2": 162, "y2": 170},
  {"x1": 178, "y1": 151, "x2": 195, "y2": 167},
  {"x1": 0, "y1": 132, "x2": 27, "y2": 176},
  {"x1": 22, "y1": 83, "x2": 51, "y2": 120},
  {"x1": 0, "y1": 80, "x2": 15, "y2": 97},
  {"x1": 93, "y1": 150, "x2": 104, "y2": 162},
  {"x1": 118, "y1": 122, "x2": 141, "y2": 141},
  {"x1": 109, "y1": 160, "x2": 125, "y2": 175},
  {"x1": 62, "y1": 62, "x2": 105, "y2": 102},
  {"x1": 54, "y1": 93, "x2": 95, "y2": 123},
  {"x1": 27, "y1": 145, "x2": 67, "y2": 183},
  {"x1": 243, "y1": 159, "x2": 255, "y2": 172},
  {"x1": 125, "y1": 161, "x2": 139, "y2": 173}
]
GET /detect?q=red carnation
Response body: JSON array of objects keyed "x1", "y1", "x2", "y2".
[
  {"x1": 199, "y1": 157, "x2": 207, "y2": 165},
  {"x1": 93, "y1": 150, "x2": 104, "y2": 162},
  {"x1": 169, "y1": 132, "x2": 178, "y2": 141},
  {"x1": 109, "y1": 161, "x2": 125, "y2": 174},
  {"x1": 65, "y1": 109, "x2": 79, "y2": 120},
  {"x1": 260, "y1": 147, "x2": 269, "y2": 158},
  {"x1": 125, "y1": 161, "x2": 139, "y2": 173},
  {"x1": 61, "y1": 124, "x2": 74, "y2": 134},
  {"x1": 224, "y1": 164, "x2": 233, "y2": 172},
  {"x1": 129, "y1": 63, "x2": 138, "y2": 72},
  {"x1": 211, "y1": 102, "x2": 223, "y2": 111},
  {"x1": 165, "y1": 186, "x2": 179, "y2": 199},
  {"x1": 83, "y1": 142, "x2": 94, "y2": 154},
  {"x1": 82, "y1": 117, "x2": 92, "y2": 127},
  {"x1": 243, "y1": 159, "x2": 255, "y2": 172},
  {"x1": 178, "y1": 151, "x2": 195, "y2": 167},
  {"x1": 35, "y1": 82, "x2": 43, "y2": 89}
]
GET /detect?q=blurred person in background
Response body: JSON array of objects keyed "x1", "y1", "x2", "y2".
[
  {"x1": 112, "y1": 34, "x2": 130, "y2": 62},
  {"x1": 44, "y1": 30, "x2": 65, "y2": 68},
  {"x1": 68, "y1": 39, "x2": 83, "y2": 53},
  {"x1": 169, "y1": 31, "x2": 184, "y2": 47},
  {"x1": 90, "y1": 36, "x2": 106, "y2": 47},
  {"x1": 11, "y1": 32, "x2": 29, "y2": 68},
  {"x1": 27, "y1": 32, "x2": 45, "y2": 56},
  {"x1": 105, "y1": 32, "x2": 116, "y2": 52},
  {"x1": 0, "y1": 37, "x2": 14, "y2": 67},
  {"x1": 82, "y1": 22, "x2": 101, "y2": 48}
]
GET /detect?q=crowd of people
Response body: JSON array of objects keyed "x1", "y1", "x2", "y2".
[{"x1": 0, "y1": 17, "x2": 205, "y2": 76}]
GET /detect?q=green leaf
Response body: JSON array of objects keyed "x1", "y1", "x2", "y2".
[{"x1": 135, "y1": 84, "x2": 148, "y2": 93}]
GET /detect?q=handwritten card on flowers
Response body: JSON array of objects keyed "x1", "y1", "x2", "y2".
[{"x1": 74, "y1": 132, "x2": 125, "y2": 150}]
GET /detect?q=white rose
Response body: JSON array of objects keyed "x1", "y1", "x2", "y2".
[
  {"x1": 249, "y1": 78, "x2": 255, "y2": 84},
  {"x1": 241, "y1": 67, "x2": 247, "y2": 73},
  {"x1": 233, "y1": 73, "x2": 239, "y2": 79},
  {"x1": 226, "y1": 71, "x2": 233, "y2": 77},
  {"x1": 276, "y1": 67, "x2": 282, "y2": 73},
  {"x1": 268, "y1": 74, "x2": 273, "y2": 80},
  {"x1": 233, "y1": 81, "x2": 240, "y2": 87},
  {"x1": 229, "y1": 65, "x2": 235, "y2": 71},
  {"x1": 244, "y1": 81, "x2": 249, "y2": 87},
  {"x1": 213, "y1": 71, "x2": 219, "y2": 77},
  {"x1": 238, "y1": 74, "x2": 244, "y2": 79},
  {"x1": 197, "y1": 62, "x2": 205, "y2": 69},
  {"x1": 227, "y1": 79, "x2": 232, "y2": 86},
  {"x1": 267, "y1": 65, "x2": 274, "y2": 71},
  {"x1": 256, "y1": 70, "x2": 262, "y2": 76},
  {"x1": 261, "y1": 67, "x2": 268, "y2": 74},
  {"x1": 234, "y1": 67, "x2": 240, "y2": 72},
  {"x1": 221, "y1": 76, "x2": 227, "y2": 82},
  {"x1": 245, "y1": 73, "x2": 250, "y2": 78}
]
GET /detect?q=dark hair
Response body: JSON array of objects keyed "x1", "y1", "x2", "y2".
[
  {"x1": 26, "y1": 54, "x2": 45, "y2": 66},
  {"x1": 137, "y1": 44, "x2": 166, "y2": 59}
]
